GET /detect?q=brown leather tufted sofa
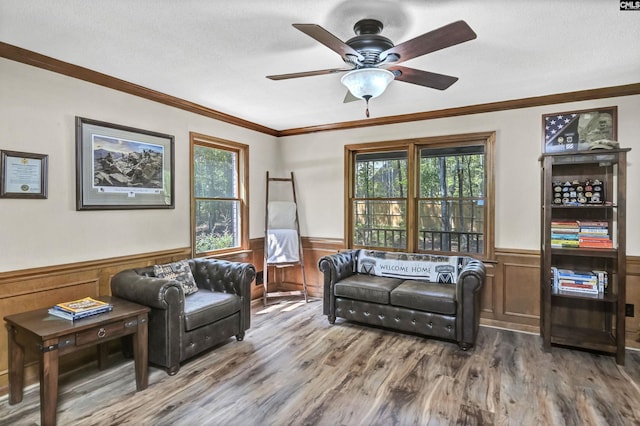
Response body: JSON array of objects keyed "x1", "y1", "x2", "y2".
[
  {"x1": 319, "y1": 250, "x2": 485, "y2": 350},
  {"x1": 111, "y1": 258, "x2": 255, "y2": 375}
]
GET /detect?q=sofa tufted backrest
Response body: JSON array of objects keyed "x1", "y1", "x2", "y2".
[
  {"x1": 354, "y1": 250, "x2": 469, "y2": 284},
  {"x1": 189, "y1": 258, "x2": 255, "y2": 295}
]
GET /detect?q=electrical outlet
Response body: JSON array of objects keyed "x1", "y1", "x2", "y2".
[
  {"x1": 255, "y1": 271, "x2": 264, "y2": 285},
  {"x1": 625, "y1": 303, "x2": 634, "y2": 317}
]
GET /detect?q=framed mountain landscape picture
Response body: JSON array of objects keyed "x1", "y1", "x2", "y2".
[{"x1": 76, "y1": 117, "x2": 174, "y2": 210}]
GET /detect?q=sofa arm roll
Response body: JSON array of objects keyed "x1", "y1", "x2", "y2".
[
  {"x1": 318, "y1": 250, "x2": 356, "y2": 283},
  {"x1": 319, "y1": 250, "x2": 356, "y2": 316},
  {"x1": 111, "y1": 269, "x2": 183, "y2": 310},
  {"x1": 455, "y1": 259, "x2": 486, "y2": 348},
  {"x1": 457, "y1": 259, "x2": 486, "y2": 293}
]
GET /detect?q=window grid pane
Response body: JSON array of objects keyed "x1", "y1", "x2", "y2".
[
  {"x1": 193, "y1": 142, "x2": 241, "y2": 255},
  {"x1": 418, "y1": 199, "x2": 484, "y2": 254},
  {"x1": 353, "y1": 199, "x2": 407, "y2": 249},
  {"x1": 419, "y1": 148, "x2": 485, "y2": 255},
  {"x1": 193, "y1": 145, "x2": 237, "y2": 198},
  {"x1": 353, "y1": 152, "x2": 408, "y2": 250},
  {"x1": 354, "y1": 152, "x2": 407, "y2": 198},
  {"x1": 194, "y1": 200, "x2": 240, "y2": 254}
]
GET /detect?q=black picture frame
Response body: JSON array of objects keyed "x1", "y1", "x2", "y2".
[
  {"x1": 76, "y1": 117, "x2": 175, "y2": 210},
  {"x1": 542, "y1": 106, "x2": 617, "y2": 153},
  {"x1": 0, "y1": 150, "x2": 48, "y2": 199}
]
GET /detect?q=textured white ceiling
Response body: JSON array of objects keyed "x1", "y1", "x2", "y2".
[{"x1": 1, "y1": 0, "x2": 639, "y2": 131}]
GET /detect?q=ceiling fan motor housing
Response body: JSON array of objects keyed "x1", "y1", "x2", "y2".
[{"x1": 346, "y1": 19, "x2": 394, "y2": 67}]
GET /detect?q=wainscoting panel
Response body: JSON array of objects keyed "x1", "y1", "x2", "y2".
[
  {"x1": 480, "y1": 262, "x2": 495, "y2": 315},
  {"x1": 626, "y1": 257, "x2": 640, "y2": 348},
  {"x1": 502, "y1": 262, "x2": 540, "y2": 320},
  {"x1": 1, "y1": 242, "x2": 639, "y2": 398},
  {"x1": 0, "y1": 247, "x2": 191, "y2": 395},
  {"x1": 480, "y1": 250, "x2": 540, "y2": 333},
  {"x1": 253, "y1": 237, "x2": 343, "y2": 301}
]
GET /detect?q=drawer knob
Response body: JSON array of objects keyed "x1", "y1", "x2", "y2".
[{"x1": 97, "y1": 328, "x2": 106, "y2": 338}]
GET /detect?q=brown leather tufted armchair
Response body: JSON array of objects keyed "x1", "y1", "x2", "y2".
[{"x1": 111, "y1": 258, "x2": 255, "y2": 375}]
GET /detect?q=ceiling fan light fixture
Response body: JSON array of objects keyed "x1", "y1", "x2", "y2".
[{"x1": 340, "y1": 68, "x2": 395, "y2": 100}]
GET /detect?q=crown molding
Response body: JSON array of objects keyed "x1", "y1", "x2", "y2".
[
  {"x1": 278, "y1": 83, "x2": 640, "y2": 136},
  {"x1": 2, "y1": 42, "x2": 638, "y2": 138},
  {"x1": 0, "y1": 42, "x2": 279, "y2": 136}
]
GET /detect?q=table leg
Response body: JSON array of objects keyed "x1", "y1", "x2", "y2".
[
  {"x1": 7, "y1": 324, "x2": 25, "y2": 405},
  {"x1": 40, "y1": 338, "x2": 59, "y2": 426},
  {"x1": 132, "y1": 313, "x2": 148, "y2": 391},
  {"x1": 97, "y1": 342, "x2": 109, "y2": 370}
]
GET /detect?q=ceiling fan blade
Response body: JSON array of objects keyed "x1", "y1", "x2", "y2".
[
  {"x1": 381, "y1": 20, "x2": 477, "y2": 64},
  {"x1": 292, "y1": 24, "x2": 364, "y2": 62},
  {"x1": 343, "y1": 90, "x2": 360, "y2": 103},
  {"x1": 267, "y1": 67, "x2": 352, "y2": 80},
  {"x1": 387, "y1": 66, "x2": 458, "y2": 90}
]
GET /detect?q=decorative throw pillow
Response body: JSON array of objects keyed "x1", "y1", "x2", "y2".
[{"x1": 153, "y1": 260, "x2": 199, "y2": 296}]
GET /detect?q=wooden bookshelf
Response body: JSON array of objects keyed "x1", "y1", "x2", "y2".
[{"x1": 540, "y1": 148, "x2": 629, "y2": 365}]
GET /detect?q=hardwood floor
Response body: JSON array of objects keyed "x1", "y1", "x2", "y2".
[{"x1": 2, "y1": 298, "x2": 640, "y2": 425}]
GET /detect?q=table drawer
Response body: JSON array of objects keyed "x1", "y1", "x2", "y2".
[{"x1": 75, "y1": 320, "x2": 126, "y2": 346}]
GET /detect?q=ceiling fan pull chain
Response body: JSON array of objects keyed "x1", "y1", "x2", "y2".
[{"x1": 364, "y1": 96, "x2": 371, "y2": 118}]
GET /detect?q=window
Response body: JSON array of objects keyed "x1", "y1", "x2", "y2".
[
  {"x1": 419, "y1": 145, "x2": 485, "y2": 254},
  {"x1": 353, "y1": 151, "x2": 408, "y2": 249},
  {"x1": 346, "y1": 132, "x2": 494, "y2": 258},
  {"x1": 190, "y1": 133, "x2": 249, "y2": 256}
]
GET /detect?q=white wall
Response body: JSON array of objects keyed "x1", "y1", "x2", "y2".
[
  {"x1": 1, "y1": 57, "x2": 638, "y2": 274},
  {"x1": 279, "y1": 95, "x2": 640, "y2": 254},
  {"x1": 0, "y1": 59, "x2": 278, "y2": 272}
]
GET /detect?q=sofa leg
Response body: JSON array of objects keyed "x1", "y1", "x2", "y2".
[
  {"x1": 236, "y1": 331, "x2": 245, "y2": 341},
  {"x1": 167, "y1": 364, "x2": 181, "y2": 376},
  {"x1": 328, "y1": 315, "x2": 336, "y2": 324},
  {"x1": 458, "y1": 342, "x2": 473, "y2": 351}
]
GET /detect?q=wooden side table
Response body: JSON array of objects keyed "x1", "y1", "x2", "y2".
[{"x1": 4, "y1": 296, "x2": 150, "y2": 426}]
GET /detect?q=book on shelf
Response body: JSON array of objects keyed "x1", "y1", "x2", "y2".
[
  {"x1": 556, "y1": 269, "x2": 597, "y2": 280},
  {"x1": 579, "y1": 228, "x2": 609, "y2": 235},
  {"x1": 592, "y1": 270, "x2": 608, "y2": 293},
  {"x1": 551, "y1": 266, "x2": 559, "y2": 291},
  {"x1": 578, "y1": 220, "x2": 608, "y2": 228},
  {"x1": 557, "y1": 280, "x2": 599, "y2": 294},
  {"x1": 49, "y1": 297, "x2": 113, "y2": 320},
  {"x1": 551, "y1": 268, "x2": 606, "y2": 294},
  {"x1": 551, "y1": 239, "x2": 580, "y2": 248},
  {"x1": 551, "y1": 221, "x2": 579, "y2": 231},
  {"x1": 551, "y1": 233, "x2": 579, "y2": 240},
  {"x1": 578, "y1": 237, "x2": 613, "y2": 248}
]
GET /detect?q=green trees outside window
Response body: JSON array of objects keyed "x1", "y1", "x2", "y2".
[
  {"x1": 353, "y1": 151, "x2": 408, "y2": 249},
  {"x1": 191, "y1": 134, "x2": 248, "y2": 256},
  {"x1": 348, "y1": 133, "x2": 493, "y2": 256},
  {"x1": 419, "y1": 146, "x2": 485, "y2": 254}
]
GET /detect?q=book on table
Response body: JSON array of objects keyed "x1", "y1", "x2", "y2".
[{"x1": 48, "y1": 297, "x2": 113, "y2": 320}]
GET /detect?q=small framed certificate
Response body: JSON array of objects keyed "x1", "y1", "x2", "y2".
[{"x1": 0, "y1": 150, "x2": 48, "y2": 199}]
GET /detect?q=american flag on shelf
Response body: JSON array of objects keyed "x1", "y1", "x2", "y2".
[{"x1": 544, "y1": 113, "x2": 579, "y2": 153}]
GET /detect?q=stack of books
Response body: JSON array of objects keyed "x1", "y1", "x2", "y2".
[
  {"x1": 578, "y1": 220, "x2": 612, "y2": 248},
  {"x1": 48, "y1": 297, "x2": 113, "y2": 320},
  {"x1": 551, "y1": 220, "x2": 579, "y2": 248},
  {"x1": 551, "y1": 267, "x2": 607, "y2": 294}
]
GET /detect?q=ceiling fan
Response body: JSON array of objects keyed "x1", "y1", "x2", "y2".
[{"x1": 267, "y1": 19, "x2": 477, "y2": 117}]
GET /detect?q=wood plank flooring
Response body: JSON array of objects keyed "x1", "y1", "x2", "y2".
[{"x1": 2, "y1": 298, "x2": 640, "y2": 425}]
